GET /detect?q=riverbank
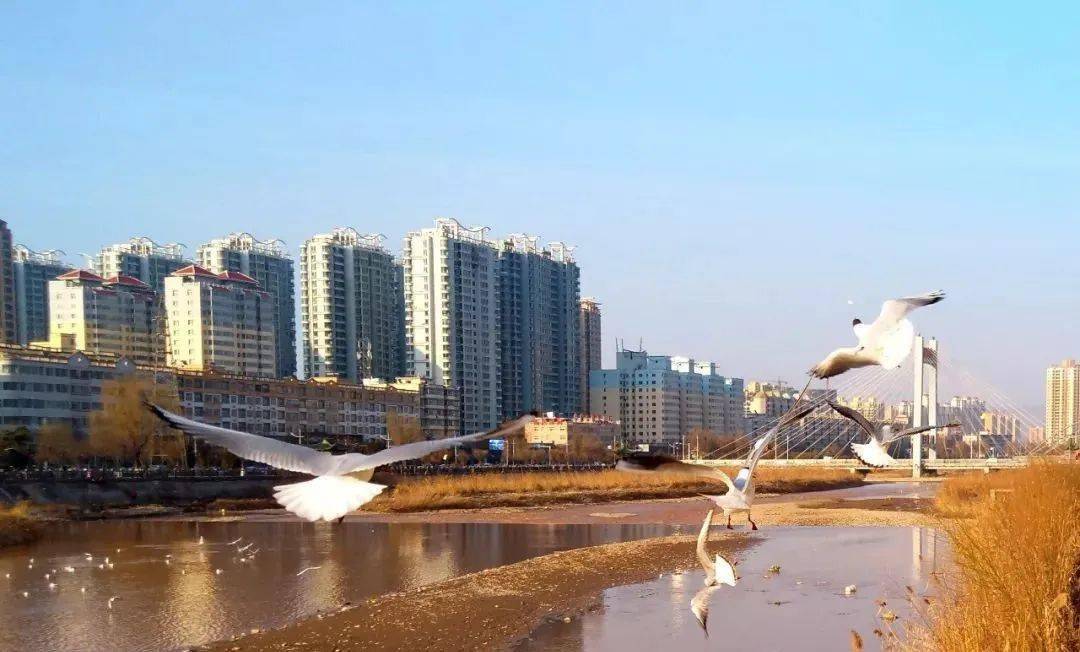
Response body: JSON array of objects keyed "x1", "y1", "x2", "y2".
[
  {"x1": 363, "y1": 468, "x2": 864, "y2": 513},
  {"x1": 200, "y1": 532, "x2": 751, "y2": 652},
  {"x1": 0, "y1": 503, "x2": 42, "y2": 547}
]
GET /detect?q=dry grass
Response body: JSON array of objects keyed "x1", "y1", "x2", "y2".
[
  {"x1": 907, "y1": 462, "x2": 1080, "y2": 651},
  {"x1": 0, "y1": 502, "x2": 44, "y2": 547},
  {"x1": 365, "y1": 467, "x2": 861, "y2": 513}
]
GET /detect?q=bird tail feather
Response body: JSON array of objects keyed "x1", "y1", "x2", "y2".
[{"x1": 273, "y1": 476, "x2": 386, "y2": 522}]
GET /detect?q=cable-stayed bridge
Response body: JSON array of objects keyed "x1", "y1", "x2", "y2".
[{"x1": 688, "y1": 336, "x2": 1061, "y2": 478}]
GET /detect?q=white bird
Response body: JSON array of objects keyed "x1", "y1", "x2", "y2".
[
  {"x1": 236, "y1": 542, "x2": 254, "y2": 553},
  {"x1": 148, "y1": 404, "x2": 535, "y2": 522},
  {"x1": 295, "y1": 566, "x2": 322, "y2": 577},
  {"x1": 696, "y1": 510, "x2": 738, "y2": 588},
  {"x1": 107, "y1": 596, "x2": 119, "y2": 609},
  {"x1": 80, "y1": 587, "x2": 86, "y2": 594},
  {"x1": 198, "y1": 536, "x2": 205, "y2": 545},
  {"x1": 702, "y1": 403, "x2": 817, "y2": 529},
  {"x1": 63, "y1": 566, "x2": 75, "y2": 573},
  {"x1": 826, "y1": 401, "x2": 959, "y2": 468},
  {"x1": 215, "y1": 568, "x2": 223, "y2": 575},
  {"x1": 48, "y1": 582, "x2": 56, "y2": 590},
  {"x1": 810, "y1": 291, "x2": 945, "y2": 379}
]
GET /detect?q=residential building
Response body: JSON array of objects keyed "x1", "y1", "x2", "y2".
[
  {"x1": 13, "y1": 246, "x2": 73, "y2": 345},
  {"x1": 980, "y1": 411, "x2": 1020, "y2": 440},
  {"x1": 0, "y1": 221, "x2": 15, "y2": 344},
  {"x1": 0, "y1": 345, "x2": 139, "y2": 432},
  {"x1": 590, "y1": 349, "x2": 744, "y2": 448},
  {"x1": 578, "y1": 297, "x2": 602, "y2": 414},
  {"x1": 524, "y1": 414, "x2": 619, "y2": 447},
  {"x1": 163, "y1": 265, "x2": 276, "y2": 378},
  {"x1": 745, "y1": 381, "x2": 799, "y2": 419},
  {"x1": 362, "y1": 376, "x2": 461, "y2": 438},
  {"x1": 46, "y1": 270, "x2": 160, "y2": 365},
  {"x1": 176, "y1": 373, "x2": 420, "y2": 441},
  {"x1": 404, "y1": 218, "x2": 502, "y2": 433},
  {"x1": 840, "y1": 395, "x2": 884, "y2": 421},
  {"x1": 1045, "y1": 359, "x2": 1080, "y2": 444},
  {"x1": 300, "y1": 228, "x2": 405, "y2": 382},
  {"x1": 95, "y1": 237, "x2": 190, "y2": 294},
  {"x1": 197, "y1": 233, "x2": 297, "y2": 378},
  {"x1": 498, "y1": 235, "x2": 580, "y2": 419}
]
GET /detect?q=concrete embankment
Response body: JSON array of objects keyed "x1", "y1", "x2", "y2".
[{"x1": 0, "y1": 477, "x2": 276, "y2": 508}]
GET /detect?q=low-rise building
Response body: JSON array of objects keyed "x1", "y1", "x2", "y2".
[
  {"x1": 524, "y1": 414, "x2": 619, "y2": 447},
  {"x1": 362, "y1": 376, "x2": 461, "y2": 438}
]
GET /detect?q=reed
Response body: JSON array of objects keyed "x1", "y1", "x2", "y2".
[
  {"x1": 907, "y1": 462, "x2": 1080, "y2": 651},
  {"x1": 366, "y1": 467, "x2": 860, "y2": 513}
]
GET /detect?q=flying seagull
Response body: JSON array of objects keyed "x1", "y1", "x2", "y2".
[
  {"x1": 810, "y1": 291, "x2": 945, "y2": 380},
  {"x1": 615, "y1": 452, "x2": 733, "y2": 478},
  {"x1": 826, "y1": 401, "x2": 959, "y2": 468},
  {"x1": 702, "y1": 402, "x2": 817, "y2": 529},
  {"x1": 690, "y1": 510, "x2": 737, "y2": 636},
  {"x1": 147, "y1": 405, "x2": 534, "y2": 522}
]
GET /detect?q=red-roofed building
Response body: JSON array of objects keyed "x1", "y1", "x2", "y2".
[
  {"x1": 164, "y1": 266, "x2": 276, "y2": 377},
  {"x1": 45, "y1": 268, "x2": 161, "y2": 365}
]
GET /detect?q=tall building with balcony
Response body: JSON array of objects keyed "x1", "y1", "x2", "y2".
[
  {"x1": 13, "y1": 246, "x2": 73, "y2": 345},
  {"x1": 164, "y1": 265, "x2": 276, "y2": 377},
  {"x1": 590, "y1": 349, "x2": 745, "y2": 448},
  {"x1": 197, "y1": 233, "x2": 297, "y2": 378},
  {"x1": 578, "y1": 297, "x2": 602, "y2": 414},
  {"x1": 1046, "y1": 359, "x2": 1080, "y2": 445},
  {"x1": 498, "y1": 235, "x2": 580, "y2": 419},
  {"x1": 46, "y1": 270, "x2": 160, "y2": 365},
  {"x1": 95, "y1": 237, "x2": 190, "y2": 294},
  {"x1": 299, "y1": 228, "x2": 405, "y2": 383},
  {"x1": 0, "y1": 221, "x2": 15, "y2": 344},
  {"x1": 404, "y1": 218, "x2": 501, "y2": 433}
]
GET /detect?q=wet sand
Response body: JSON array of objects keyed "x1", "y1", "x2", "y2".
[{"x1": 199, "y1": 533, "x2": 752, "y2": 652}]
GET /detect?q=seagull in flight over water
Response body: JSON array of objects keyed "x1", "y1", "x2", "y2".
[
  {"x1": 826, "y1": 401, "x2": 959, "y2": 468},
  {"x1": 690, "y1": 509, "x2": 737, "y2": 636},
  {"x1": 147, "y1": 405, "x2": 534, "y2": 522},
  {"x1": 702, "y1": 403, "x2": 817, "y2": 529},
  {"x1": 810, "y1": 291, "x2": 945, "y2": 380}
]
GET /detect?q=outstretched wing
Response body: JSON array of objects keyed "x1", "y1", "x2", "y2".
[
  {"x1": 741, "y1": 402, "x2": 817, "y2": 482},
  {"x1": 875, "y1": 291, "x2": 946, "y2": 326},
  {"x1": 147, "y1": 404, "x2": 355, "y2": 476},
  {"x1": 713, "y1": 552, "x2": 738, "y2": 587},
  {"x1": 884, "y1": 422, "x2": 960, "y2": 445},
  {"x1": 696, "y1": 509, "x2": 716, "y2": 577},
  {"x1": 826, "y1": 401, "x2": 878, "y2": 442},
  {"x1": 351, "y1": 414, "x2": 534, "y2": 470}
]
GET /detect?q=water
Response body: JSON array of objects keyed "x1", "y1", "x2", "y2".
[
  {"x1": 0, "y1": 519, "x2": 672, "y2": 652},
  {"x1": 517, "y1": 526, "x2": 948, "y2": 651}
]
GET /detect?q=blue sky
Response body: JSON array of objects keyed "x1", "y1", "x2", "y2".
[{"x1": 2, "y1": 2, "x2": 1077, "y2": 407}]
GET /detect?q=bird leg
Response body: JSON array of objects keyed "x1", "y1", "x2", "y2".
[
  {"x1": 726, "y1": 513, "x2": 733, "y2": 529},
  {"x1": 748, "y1": 513, "x2": 758, "y2": 530},
  {"x1": 336, "y1": 515, "x2": 345, "y2": 524}
]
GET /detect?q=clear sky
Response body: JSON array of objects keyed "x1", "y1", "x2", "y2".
[{"x1": 2, "y1": 2, "x2": 1077, "y2": 407}]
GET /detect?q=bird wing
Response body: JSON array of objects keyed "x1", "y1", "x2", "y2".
[
  {"x1": 346, "y1": 414, "x2": 534, "y2": 470},
  {"x1": 809, "y1": 347, "x2": 876, "y2": 379},
  {"x1": 690, "y1": 585, "x2": 720, "y2": 636},
  {"x1": 147, "y1": 404, "x2": 356, "y2": 476},
  {"x1": 874, "y1": 291, "x2": 946, "y2": 326},
  {"x1": 884, "y1": 422, "x2": 960, "y2": 445},
  {"x1": 743, "y1": 402, "x2": 816, "y2": 480},
  {"x1": 713, "y1": 552, "x2": 738, "y2": 587},
  {"x1": 695, "y1": 509, "x2": 716, "y2": 577},
  {"x1": 826, "y1": 400, "x2": 878, "y2": 442}
]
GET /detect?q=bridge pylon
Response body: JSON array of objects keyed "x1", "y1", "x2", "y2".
[{"x1": 911, "y1": 336, "x2": 939, "y2": 478}]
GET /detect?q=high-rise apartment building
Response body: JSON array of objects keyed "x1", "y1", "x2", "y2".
[
  {"x1": 980, "y1": 411, "x2": 1020, "y2": 440},
  {"x1": 164, "y1": 265, "x2": 276, "y2": 377},
  {"x1": 590, "y1": 349, "x2": 745, "y2": 447},
  {"x1": 498, "y1": 236, "x2": 580, "y2": 419},
  {"x1": 13, "y1": 246, "x2": 73, "y2": 345},
  {"x1": 1046, "y1": 359, "x2": 1080, "y2": 444},
  {"x1": 300, "y1": 228, "x2": 405, "y2": 382},
  {"x1": 197, "y1": 233, "x2": 297, "y2": 378},
  {"x1": 47, "y1": 270, "x2": 160, "y2": 365},
  {"x1": 95, "y1": 237, "x2": 190, "y2": 294},
  {"x1": 0, "y1": 221, "x2": 15, "y2": 344},
  {"x1": 578, "y1": 297, "x2": 602, "y2": 414},
  {"x1": 404, "y1": 218, "x2": 501, "y2": 433}
]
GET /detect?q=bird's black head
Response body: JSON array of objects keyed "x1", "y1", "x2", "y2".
[{"x1": 852, "y1": 318, "x2": 862, "y2": 326}]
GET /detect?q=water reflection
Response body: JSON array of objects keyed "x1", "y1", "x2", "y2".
[
  {"x1": 0, "y1": 520, "x2": 670, "y2": 652},
  {"x1": 517, "y1": 526, "x2": 949, "y2": 652}
]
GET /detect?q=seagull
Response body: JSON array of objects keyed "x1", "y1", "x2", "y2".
[
  {"x1": 147, "y1": 404, "x2": 535, "y2": 522},
  {"x1": 826, "y1": 401, "x2": 959, "y2": 467},
  {"x1": 236, "y1": 543, "x2": 254, "y2": 553},
  {"x1": 702, "y1": 403, "x2": 817, "y2": 529},
  {"x1": 107, "y1": 596, "x2": 119, "y2": 609},
  {"x1": 696, "y1": 510, "x2": 738, "y2": 588},
  {"x1": 295, "y1": 566, "x2": 322, "y2": 577},
  {"x1": 810, "y1": 291, "x2": 945, "y2": 379}
]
